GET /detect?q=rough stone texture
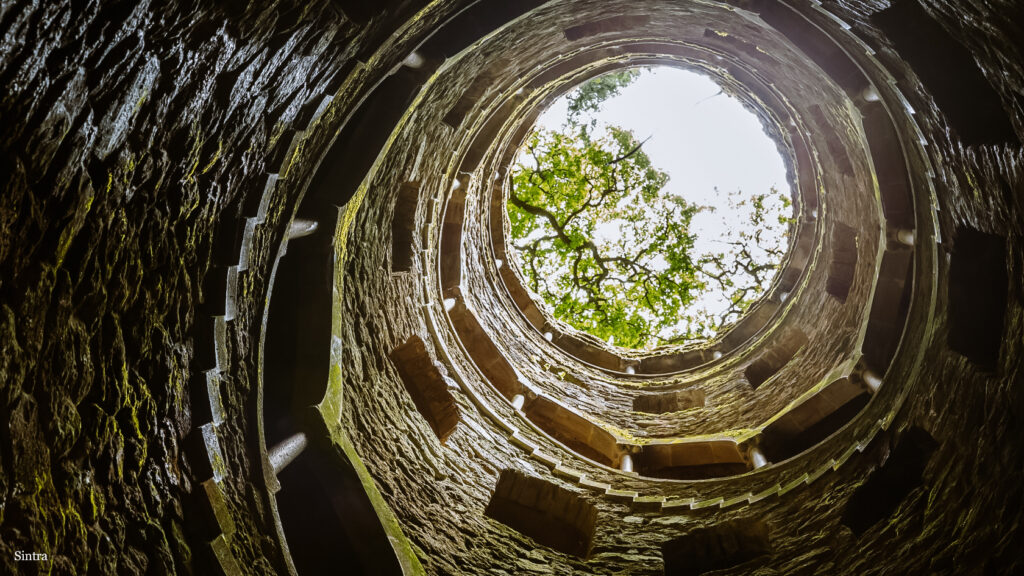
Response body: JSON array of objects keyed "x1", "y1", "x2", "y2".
[
  {"x1": 341, "y1": 0, "x2": 1023, "y2": 573},
  {"x1": 453, "y1": 1, "x2": 886, "y2": 441},
  {"x1": 1, "y1": 0, "x2": 1022, "y2": 575},
  {"x1": 0, "y1": 0, "x2": 415, "y2": 573}
]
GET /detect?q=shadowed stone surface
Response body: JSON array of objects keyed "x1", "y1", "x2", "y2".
[{"x1": 1, "y1": 0, "x2": 1022, "y2": 574}]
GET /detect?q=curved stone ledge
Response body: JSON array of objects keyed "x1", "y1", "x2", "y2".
[{"x1": 3, "y1": 0, "x2": 1020, "y2": 574}]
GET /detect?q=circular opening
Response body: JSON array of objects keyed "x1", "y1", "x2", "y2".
[{"x1": 506, "y1": 66, "x2": 795, "y2": 350}]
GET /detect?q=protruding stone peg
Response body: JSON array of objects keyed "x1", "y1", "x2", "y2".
[
  {"x1": 712, "y1": 351, "x2": 724, "y2": 360},
  {"x1": 543, "y1": 331, "x2": 553, "y2": 342},
  {"x1": 750, "y1": 447, "x2": 769, "y2": 469},
  {"x1": 624, "y1": 365, "x2": 636, "y2": 375},
  {"x1": 403, "y1": 51, "x2": 425, "y2": 69},
  {"x1": 288, "y1": 219, "x2": 318, "y2": 240},
  {"x1": 860, "y1": 85, "x2": 881, "y2": 103},
  {"x1": 896, "y1": 228, "x2": 915, "y2": 247},
  {"x1": 863, "y1": 369, "x2": 883, "y2": 392},
  {"x1": 444, "y1": 298, "x2": 457, "y2": 312},
  {"x1": 511, "y1": 394, "x2": 525, "y2": 410},
  {"x1": 269, "y1": 432, "x2": 308, "y2": 476},
  {"x1": 620, "y1": 454, "x2": 634, "y2": 473}
]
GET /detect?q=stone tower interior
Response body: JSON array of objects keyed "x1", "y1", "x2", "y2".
[{"x1": 1, "y1": 0, "x2": 1023, "y2": 574}]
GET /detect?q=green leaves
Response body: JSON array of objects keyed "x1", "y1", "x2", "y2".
[
  {"x1": 508, "y1": 124, "x2": 700, "y2": 349},
  {"x1": 566, "y1": 69, "x2": 642, "y2": 131},
  {"x1": 506, "y1": 70, "x2": 792, "y2": 350}
]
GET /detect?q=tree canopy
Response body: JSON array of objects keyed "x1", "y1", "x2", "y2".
[
  {"x1": 506, "y1": 68, "x2": 792, "y2": 350},
  {"x1": 565, "y1": 69, "x2": 641, "y2": 131}
]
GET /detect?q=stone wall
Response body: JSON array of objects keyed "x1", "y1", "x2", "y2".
[{"x1": 0, "y1": 0, "x2": 1021, "y2": 575}]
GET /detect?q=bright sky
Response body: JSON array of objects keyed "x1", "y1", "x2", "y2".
[
  {"x1": 535, "y1": 66, "x2": 790, "y2": 251},
  {"x1": 526, "y1": 66, "x2": 793, "y2": 340}
]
